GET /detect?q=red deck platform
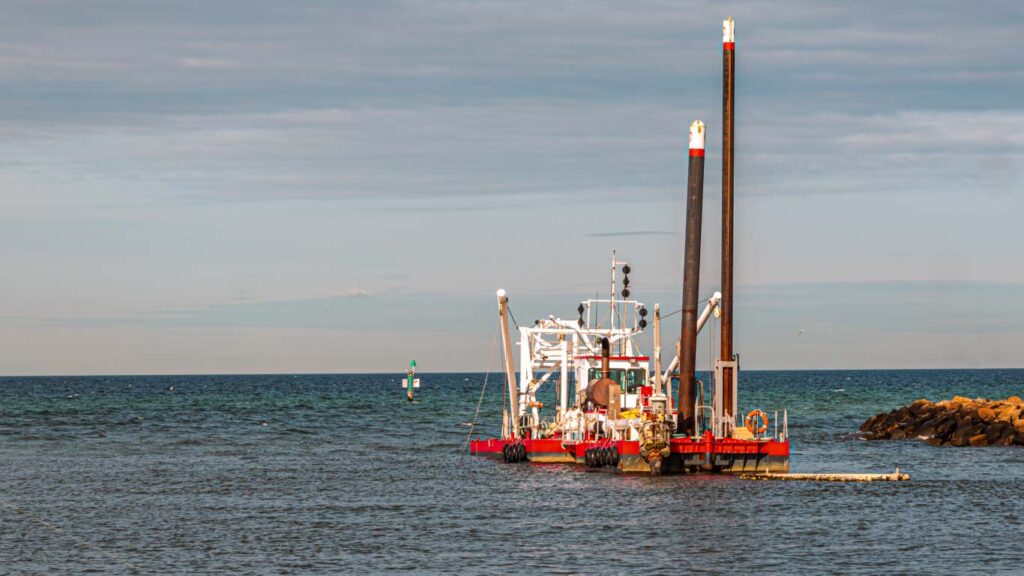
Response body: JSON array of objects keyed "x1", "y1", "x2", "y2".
[{"x1": 470, "y1": 430, "x2": 789, "y2": 474}]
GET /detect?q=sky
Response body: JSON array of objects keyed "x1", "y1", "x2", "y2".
[{"x1": 1, "y1": 0, "x2": 1022, "y2": 375}]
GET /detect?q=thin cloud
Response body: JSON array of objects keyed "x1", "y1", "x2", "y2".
[
  {"x1": 586, "y1": 231, "x2": 678, "y2": 238},
  {"x1": 334, "y1": 288, "x2": 374, "y2": 299},
  {"x1": 176, "y1": 57, "x2": 242, "y2": 70}
]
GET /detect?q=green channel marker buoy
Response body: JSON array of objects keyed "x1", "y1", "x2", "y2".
[{"x1": 406, "y1": 359, "x2": 417, "y2": 401}]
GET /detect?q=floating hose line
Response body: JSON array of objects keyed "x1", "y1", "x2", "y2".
[{"x1": 463, "y1": 321, "x2": 500, "y2": 452}]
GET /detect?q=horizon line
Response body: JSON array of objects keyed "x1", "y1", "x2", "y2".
[{"x1": 2, "y1": 366, "x2": 1023, "y2": 378}]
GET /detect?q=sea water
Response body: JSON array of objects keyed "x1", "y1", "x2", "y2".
[{"x1": 2, "y1": 370, "x2": 1023, "y2": 574}]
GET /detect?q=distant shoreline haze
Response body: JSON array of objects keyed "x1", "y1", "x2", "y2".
[{"x1": 2, "y1": 367, "x2": 1024, "y2": 379}]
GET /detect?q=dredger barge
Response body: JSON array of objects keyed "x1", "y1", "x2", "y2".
[{"x1": 470, "y1": 18, "x2": 791, "y2": 475}]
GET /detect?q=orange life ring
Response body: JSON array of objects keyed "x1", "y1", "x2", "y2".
[{"x1": 745, "y1": 409, "x2": 768, "y2": 435}]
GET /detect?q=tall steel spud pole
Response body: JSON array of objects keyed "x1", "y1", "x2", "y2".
[
  {"x1": 720, "y1": 17, "x2": 737, "y2": 422},
  {"x1": 678, "y1": 120, "x2": 705, "y2": 436}
]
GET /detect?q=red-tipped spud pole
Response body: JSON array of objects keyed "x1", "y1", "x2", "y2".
[
  {"x1": 678, "y1": 120, "x2": 705, "y2": 436},
  {"x1": 720, "y1": 17, "x2": 737, "y2": 424}
]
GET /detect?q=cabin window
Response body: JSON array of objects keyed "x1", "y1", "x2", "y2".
[
  {"x1": 623, "y1": 368, "x2": 647, "y2": 394},
  {"x1": 588, "y1": 368, "x2": 647, "y2": 394}
]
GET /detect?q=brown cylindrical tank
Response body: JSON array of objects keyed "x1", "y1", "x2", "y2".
[{"x1": 586, "y1": 337, "x2": 618, "y2": 407}]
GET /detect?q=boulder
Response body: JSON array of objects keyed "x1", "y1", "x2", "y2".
[
  {"x1": 997, "y1": 427, "x2": 1023, "y2": 446},
  {"x1": 859, "y1": 414, "x2": 881, "y2": 432},
  {"x1": 935, "y1": 417, "x2": 958, "y2": 438},
  {"x1": 978, "y1": 407, "x2": 997, "y2": 423},
  {"x1": 949, "y1": 430, "x2": 971, "y2": 447},
  {"x1": 896, "y1": 406, "x2": 911, "y2": 422},
  {"x1": 986, "y1": 422, "x2": 1010, "y2": 444},
  {"x1": 909, "y1": 399, "x2": 931, "y2": 416},
  {"x1": 861, "y1": 395, "x2": 1024, "y2": 449},
  {"x1": 952, "y1": 421, "x2": 983, "y2": 446},
  {"x1": 997, "y1": 406, "x2": 1020, "y2": 422},
  {"x1": 969, "y1": 433, "x2": 990, "y2": 447},
  {"x1": 955, "y1": 415, "x2": 976, "y2": 432},
  {"x1": 916, "y1": 418, "x2": 939, "y2": 438},
  {"x1": 951, "y1": 395, "x2": 973, "y2": 405}
]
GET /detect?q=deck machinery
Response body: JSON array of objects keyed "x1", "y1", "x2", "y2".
[{"x1": 470, "y1": 18, "x2": 790, "y2": 474}]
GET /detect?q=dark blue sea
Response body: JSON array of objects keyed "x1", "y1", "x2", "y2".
[{"x1": 2, "y1": 369, "x2": 1023, "y2": 574}]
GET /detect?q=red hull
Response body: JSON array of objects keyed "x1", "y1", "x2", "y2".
[{"x1": 470, "y1": 431, "x2": 790, "y2": 474}]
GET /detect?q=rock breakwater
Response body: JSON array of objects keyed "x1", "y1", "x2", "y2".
[{"x1": 860, "y1": 396, "x2": 1024, "y2": 447}]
